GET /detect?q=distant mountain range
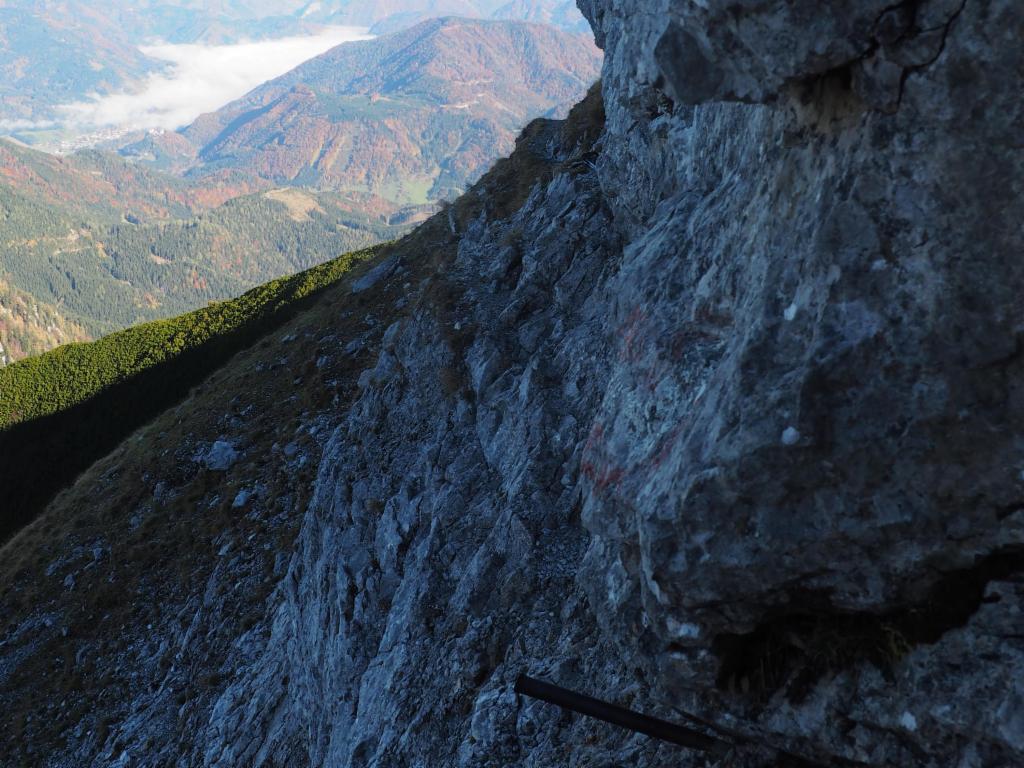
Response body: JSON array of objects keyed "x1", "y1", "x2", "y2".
[
  {"x1": 0, "y1": 3, "x2": 162, "y2": 128},
  {"x1": 492, "y1": 0, "x2": 590, "y2": 33},
  {"x1": 0, "y1": 0, "x2": 590, "y2": 129},
  {"x1": 148, "y1": 18, "x2": 600, "y2": 206},
  {"x1": 0, "y1": 17, "x2": 599, "y2": 364}
]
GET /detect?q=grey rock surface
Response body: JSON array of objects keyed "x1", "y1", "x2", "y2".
[
  {"x1": 190, "y1": 1, "x2": 1023, "y2": 762},
  {"x1": 197, "y1": 440, "x2": 240, "y2": 472},
  {"x1": 2, "y1": 1, "x2": 1023, "y2": 766}
]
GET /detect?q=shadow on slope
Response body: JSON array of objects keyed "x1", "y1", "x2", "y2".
[{"x1": 0, "y1": 247, "x2": 381, "y2": 544}]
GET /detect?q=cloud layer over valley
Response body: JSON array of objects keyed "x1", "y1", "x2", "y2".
[{"x1": 54, "y1": 27, "x2": 373, "y2": 135}]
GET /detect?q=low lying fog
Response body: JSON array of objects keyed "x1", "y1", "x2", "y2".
[{"x1": 59, "y1": 26, "x2": 373, "y2": 134}]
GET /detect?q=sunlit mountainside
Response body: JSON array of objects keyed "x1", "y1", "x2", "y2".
[
  {"x1": 170, "y1": 18, "x2": 601, "y2": 204},
  {"x1": 0, "y1": 0, "x2": 589, "y2": 139}
]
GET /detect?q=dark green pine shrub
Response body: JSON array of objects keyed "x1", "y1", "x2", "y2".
[{"x1": 0, "y1": 245, "x2": 380, "y2": 543}]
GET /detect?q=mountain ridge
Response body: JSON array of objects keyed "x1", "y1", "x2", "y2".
[
  {"x1": 0, "y1": 0, "x2": 590, "y2": 131},
  {"x1": 171, "y1": 18, "x2": 601, "y2": 205}
]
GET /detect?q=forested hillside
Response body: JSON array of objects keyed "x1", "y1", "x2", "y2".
[
  {"x1": 0, "y1": 279, "x2": 90, "y2": 363},
  {"x1": 170, "y1": 18, "x2": 601, "y2": 205},
  {"x1": 0, "y1": 142, "x2": 413, "y2": 363},
  {"x1": 0, "y1": 138, "x2": 262, "y2": 218},
  {"x1": 2, "y1": 187, "x2": 405, "y2": 329}
]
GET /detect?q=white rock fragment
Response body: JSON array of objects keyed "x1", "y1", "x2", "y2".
[
  {"x1": 900, "y1": 711, "x2": 918, "y2": 732},
  {"x1": 781, "y1": 426, "x2": 801, "y2": 446},
  {"x1": 351, "y1": 255, "x2": 398, "y2": 294},
  {"x1": 199, "y1": 440, "x2": 239, "y2": 471},
  {"x1": 232, "y1": 489, "x2": 252, "y2": 509},
  {"x1": 666, "y1": 617, "x2": 701, "y2": 639},
  {"x1": 784, "y1": 302, "x2": 798, "y2": 321}
]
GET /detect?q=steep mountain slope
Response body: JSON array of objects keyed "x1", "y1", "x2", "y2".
[
  {"x1": 178, "y1": 18, "x2": 600, "y2": 205},
  {"x1": 0, "y1": 279, "x2": 90, "y2": 364},
  {"x1": 2, "y1": 2, "x2": 1023, "y2": 768}
]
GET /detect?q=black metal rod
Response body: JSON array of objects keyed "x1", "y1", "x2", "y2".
[{"x1": 514, "y1": 674, "x2": 728, "y2": 753}]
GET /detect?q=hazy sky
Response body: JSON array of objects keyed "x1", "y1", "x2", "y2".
[{"x1": 56, "y1": 26, "x2": 373, "y2": 133}]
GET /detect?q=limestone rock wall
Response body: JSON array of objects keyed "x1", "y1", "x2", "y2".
[{"x1": 198, "y1": 1, "x2": 1024, "y2": 764}]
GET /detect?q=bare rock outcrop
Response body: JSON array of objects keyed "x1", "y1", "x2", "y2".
[{"x1": 199, "y1": 1, "x2": 1023, "y2": 763}]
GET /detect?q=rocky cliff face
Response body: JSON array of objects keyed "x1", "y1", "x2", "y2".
[{"x1": 2, "y1": 1, "x2": 1022, "y2": 766}]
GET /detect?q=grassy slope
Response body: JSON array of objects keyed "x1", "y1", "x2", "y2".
[{"x1": 0, "y1": 245, "x2": 380, "y2": 542}]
